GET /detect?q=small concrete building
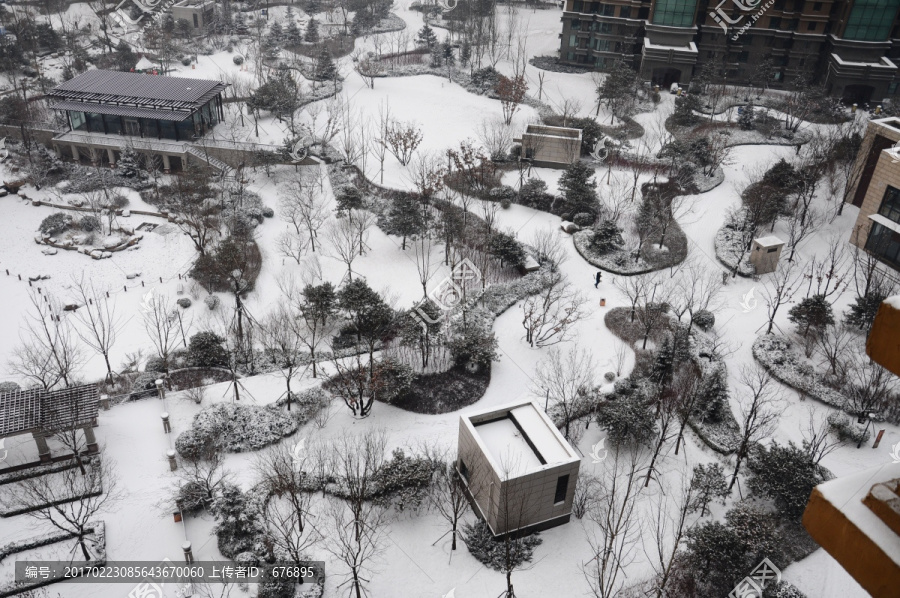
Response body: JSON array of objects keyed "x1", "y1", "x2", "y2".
[
  {"x1": 749, "y1": 236, "x2": 784, "y2": 275},
  {"x1": 457, "y1": 400, "x2": 580, "y2": 538},
  {"x1": 515, "y1": 125, "x2": 582, "y2": 168},
  {"x1": 171, "y1": 0, "x2": 215, "y2": 34}
]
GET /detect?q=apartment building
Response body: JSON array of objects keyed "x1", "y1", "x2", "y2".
[{"x1": 559, "y1": 0, "x2": 900, "y2": 102}]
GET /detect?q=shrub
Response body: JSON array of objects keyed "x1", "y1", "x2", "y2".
[
  {"x1": 79, "y1": 215, "x2": 101, "y2": 232},
  {"x1": 596, "y1": 387, "x2": 656, "y2": 447},
  {"x1": 573, "y1": 212, "x2": 594, "y2": 227},
  {"x1": 488, "y1": 185, "x2": 516, "y2": 204},
  {"x1": 589, "y1": 220, "x2": 624, "y2": 254},
  {"x1": 372, "y1": 448, "x2": 436, "y2": 510},
  {"x1": 748, "y1": 441, "x2": 821, "y2": 520},
  {"x1": 233, "y1": 55, "x2": 244, "y2": 65},
  {"x1": 204, "y1": 295, "x2": 221, "y2": 310},
  {"x1": 447, "y1": 324, "x2": 499, "y2": 368},
  {"x1": 500, "y1": 197, "x2": 511, "y2": 209},
  {"x1": 261, "y1": 206, "x2": 274, "y2": 218},
  {"x1": 518, "y1": 178, "x2": 553, "y2": 212},
  {"x1": 177, "y1": 297, "x2": 192, "y2": 308},
  {"x1": 175, "y1": 403, "x2": 300, "y2": 458},
  {"x1": 39, "y1": 212, "x2": 72, "y2": 236},
  {"x1": 827, "y1": 412, "x2": 871, "y2": 444},
  {"x1": 693, "y1": 310, "x2": 715, "y2": 331},
  {"x1": 181, "y1": 57, "x2": 192, "y2": 66},
  {"x1": 130, "y1": 371, "x2": 163, "y2": 399},
  {"x1": 463, "y1": 520, "x2": 541, "y2": 571},
  {"x1": 212, "y1": 484, "x2": 262, "y2": 559},
  {"x1": 177, "y1": 480, "x2": 212, "y2": 514}
]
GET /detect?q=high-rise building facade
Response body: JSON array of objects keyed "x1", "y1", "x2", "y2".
[{"x1": 558, "y1": 0, "x2": 900, "y2": 102}]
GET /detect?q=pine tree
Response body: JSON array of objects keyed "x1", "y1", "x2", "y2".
[
  {"x1": 389, "y1": 192, "x2": 424, "y2": 250},
  {"x1": 460, "y1": 41, "x2": 471, "y2": 67},
  {"x1": 788, "y1": 294, "x2": 834, "y2": 337},
  {"x1": 650, "y1": 337, "x2": 676, "y2": 387},
  {"x1": 558, "y1": 161, "x2": 598, "y2": 216},
  {"x1": 416, "y1": 23, "x2": 438, "y2": 49},
  {"x1": 269, "y1": 21, "x2": 284, "y2": 44},
  {"x1": 285, "y1": 15, "x2": 301, "y2": 46},
  {"x1": 304, "y1": 17, "x2": 319, "y2": 43},
  {"x1": 116, "y1": 147, "x2": 141, "y2": 178},
  {"x1": 694, "y1": 364, "x2": 728, "y2": 423},
  {"x1": 314, "y1": 48, "x2": 336, "y2": 81},
  {"x1": 688, "y1": 463, "x2": 729, "y2": 517},
  {"x1": 442, "y1": 40, "x2": 455, "y2": 66},
  {"x1": 845, "y1": 291, "x2": 887, "y2": 332},
  {"x1": 738, "y1": 100, "x2": 755, "y2": 130},
  {"x1": 588, "y1": 219, "x2": 624, "y2": 253}
]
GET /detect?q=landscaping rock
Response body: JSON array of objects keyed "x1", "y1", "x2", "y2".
[
  {"x1": 560, "y1": 221, "x2": 581, "y2": 234},
  {"x1": 41, "y1": 248, "x2": 58, "y2": 256}
]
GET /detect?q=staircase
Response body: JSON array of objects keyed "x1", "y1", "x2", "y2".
[{"x1": 185, "y1": 146, "x2": 233, "y2": 179}]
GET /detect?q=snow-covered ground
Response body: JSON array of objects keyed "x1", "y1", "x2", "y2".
[{"x1": 0, "y1": 4, "x2": 893, "y2": 598}]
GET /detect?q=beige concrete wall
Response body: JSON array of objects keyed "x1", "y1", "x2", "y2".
[
  {"x1": 850, "y1": 121, "x2": 900, "y2": 251},
  {"x1": 457, "y1": 419, "x2": 502, "y2": 530},
  {"x1": 522, "y1": 134, "x2": 579, "y2": 166}
]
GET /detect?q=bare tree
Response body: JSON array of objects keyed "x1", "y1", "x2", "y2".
[
  {"x1": 429, "y1": 460, "x2": 469, "y2": 551},
  {"x1": 278, "y1": 170, "x2": 329, "y2": 254},
  {"x1": 583, "y1": 448, "x2": 647, "y2": 598},
  {"x1": 323, "y1": 496, "x2": 387, "y2": 598},
  {"x1": 385, "y1": 120, "x2": 423, "y2": 166},
  {"x1": 521, "y1": 274, "x2": 586, "y2": 347},
  {"x1": 785, "y1": 205, "x2": 821, "y2": 262},
  {"x1": 815, "y1": 322, "x2": 853, "y2": 385},
  {"x1": 672, "y1": 258, "x2": 724, "y2": 333},
  {"x1": 260, "y1": 305, "x2": 309, "y2": 409},
  {"x1": 845, "y1": 351, "x2": 898, "y2": 425},
  {"x1": 530, "y1": 229, "x2": 568, "y2": 270},
  {"x1": 10, "y1": 291, "x2": 84, "y2": 390},
  {"x1": 762, "y1": 260, "x2": 802, "y2": 335},
  {"x1": 477, "y1": 116, "x2": 513, "y2": 162},
  {"x1": 326, "y1": 216, "x2": 360, "y2": 281},
  {"x1": 729, "y1": 364, "x2": 783, "y2": 490},
  {"x1": 645, "y1": 474, "x2": 697, "y2": 598},
  {"x1": 141, "y1": 292, "x2": 181, "y2": 371},
  {"x1": 4, "y1": 453, "x2": 120, "y2": 561},
  {"x1": 534, "y1": 345, "x2": 596, "y2": 440},
  {"x1": 69, "y1": 277, "x2": 123, "y2": 384},
  {"x1": 255, "y1": 441, "x2": 319, "y2": 563},
  {"x1": 614, "y1": 273, "x2": 651, "y2": 323},
  {"x1": 801, "y1": 408, "x2": 844, "y2": 466}
]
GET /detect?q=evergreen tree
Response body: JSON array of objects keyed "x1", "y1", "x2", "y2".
[
  {"x1": 788, "y1": 294, "x2": 834, "y2": 337},
  {"x1": 738, "y1": 100, "x2": 755, "y2": 130},
  {"x1": 488, "y1": 231, "x2": 526, "y2": 268},
  {"x1": 304, "y1": 17, "x2": 319, "y2": 43},
  {"x1": 558, "y1": 161, "x2": 598, "y2": 217},
  {"x1": 285, "y1": 16, "x2": 301, "y2": 46},
  {"x1": 314, "y1": 48, "x2": 337, "y2": 81},
  {"x1": 671, "y1": 93, "x2": 701, "y2": 127},
  {"x1": 845, "y1": 291, "x2": 888, "y2": 332},
  {"x1": 388, "y1": 192, "x2": 424, "y2": 250},
  {"x1": 116, "y1": 146, "x2": 141, "y2": 178},
  {"x1": 115, "y1": 39, "x2": 136, "y2": 71},
  {"x1": 596, "y1": 381, "x2": 656, "y2": 447},
  {"x1": 335, "y1": 184, "x2": 364, "y2": 213},
  {"x1": 688, "y1": 463, "x2": 729, "y2": 517},
  {"x1": 269, "y1": 21, "x2": 284, "y2": 43},
  {"x1": 416, "y1": 23, "x2": 438, "y2": 48},
  {"x1": 430, "y1": 45, "x2": 443, "y2": 68},
  {"x1": 650, "y1": 337, "x2": 676, "y2": 387},
  {"x1": 460, "y1": 41, "x2": 471, "y2": 67},
  {"x1": 441, "y1": 40, "x2": 455, "y2": 66},
  {"x1": 748, "y1": 441, "x2": 821, "y2": 520},
  {"x1": 694, "y1": 364, "x2": 728, "y2": 423},
  {"x1": 588, "y1": 219, "x2": 624, "y2": 254}
]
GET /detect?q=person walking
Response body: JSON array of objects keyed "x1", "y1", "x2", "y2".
[{"x1": 594, "y1": 271, "x2": 602, "y2": 288}]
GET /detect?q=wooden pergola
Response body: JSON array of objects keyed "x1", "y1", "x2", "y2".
[{"x1": 0, "y1": 384, "x2": 100, "y2": 463}]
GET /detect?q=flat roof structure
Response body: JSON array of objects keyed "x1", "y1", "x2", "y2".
[
  {"x1": 0, "y1": 384, "x2": 100, "y2": 438},
  {"x1": 47, "y1": 70, "x2": 227, "y2": 123}
]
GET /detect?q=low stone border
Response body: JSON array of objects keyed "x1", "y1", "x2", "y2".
[
  {"x1": 0, "y1": 522, "x2": 106, "y2": 597},
  {"x1": 693, "y1": 166, "x2": 725, "y2": 193},
  {"x1": 0, "y1": 457, "x2": 84, "y2": 487},
  {"x1": 528, "y1": 55, "x2": 592, "y2": 74},
  {"x1": 0, "y1": 458, "x2": 103, "y2": 518}
]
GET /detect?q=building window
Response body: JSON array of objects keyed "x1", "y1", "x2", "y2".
[
  {"x1": 879, "y1": 186, "x2": 900, "y2": 223},
  {"x1": 739, "y1": 51, "x2": 750, "y2": 62},
  {"x1": 865, "y1": 222, "x2": 900, "y2": 268},
  {"x1": 573, "y1": 0, "x2": 584, "y2": 10},
  {"x1": 70, "y1": 111, "x2": 86, "y2": 131},
  {"x1": 554, "y1": 475, "x2": 569, "y2": 504},
  {"x1": 651, "y1": 0, "x2": 698, "y2": 27},
  {"x1": 602, "y1": 3, "x2": 615, "y2": 15},
  {"x1": 569, "y1": 34, "x2": 577, "y2": 47},
  {"x1": 844, "y1": 0, "x2": 900, "y2": 42},
  {"x1": 459, "y1": 460, "x2": 469, "y2": 482},
  {"x1": 807, "y1": 20, "x2": 816, "y2": 30},
  {"x1": 707, "y1": 50, "x2": 716, "y2": 58},
  {"x1": 567, "y1": 51, "x2": 575, "y2": 60},
  {"x1": 572, "y1": 19, "x2": 581, "y2": 30},
  {"x1": 890, "y1": 81, "x2": 900, "y2": 95},
  {"x1": 765, "y1": 35, "x2": 775, "y2": 46},
  {"x1": 598, "y1": 22, "x2": 613, "y2": 33},
  {"x1": 774, "y1": 0, "x2": 785, "y2": 8},
  {"x1": 620, "y1": 6, "x2": 632, "y2": 17},
  {"x1": 770, "y1": 16, "x2": 782, "y2": 28},
  {"x1": 591, "y1": 1, "x2": 600, "y2": 12},
  {"x1": 787, "y1": 18, "x2": 799, "y2": 29},
  {"x1": 813, "y1": 1, "x2": 822, "y2": 8},
  {"x1": 193, "y1": 13, "x2": 199, "y2": 28}
]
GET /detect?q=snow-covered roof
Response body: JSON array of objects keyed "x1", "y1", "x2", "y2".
[
  {"x1": 135, "y1": 56, "x2": 160, "y2": 71},
  {"x1": 466, "y1": 400, "x2": 579, "y2": 479},
  {"x1": 817, "y1": 463, "x2": 900, "y2": 567},
  {"x1": 870, "y1": 213, "x2": 900, "y2": 235},
  {"x1": 884, "y1": 295, "x2": 900, "y2": 310},
  {"x1": 754, "y1": 236, "x2": 784, "y2": 247}
]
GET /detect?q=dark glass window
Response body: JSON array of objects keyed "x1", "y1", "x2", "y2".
[
  {"x1": 86, "y1": 112, "x2": 104, "y2": 133},
  {"x1": 70, "y1": 111, "x2": 86, "y2": 131},
  {"x1": 598, "y1": 22, "x2": 613, "y2": 33},
  {"x1": 813, "y1": 1, "x2": 822, "y2": 8},
  {"x1": 865, "y1": 222, "x2": 900, "y2": 268},
  {"x1": 879, "y1": 186, "x2": 900, "y2": 223},
  {"x1": 844, "y1": 0, "x2": 900, "y2": 41},
  {"x1": 573, "y1": 0, "x2": 584, "y2": 10},
  {"x1": 620, "y1": 6, "x2": 632, "y2": 17},
  {"x1": 739, "y1": 51, "x2": 750, "y2": 62},
  {"x1": 159, "y1": 120, "x2": 177, "y2": 139},
  {"x1": 774, "y1": 0, "x2": 785, "y2": 9},
  {"x1": 103, "y1": 114, "x2": 121, "y2": 135},
  {"x1": 807, "y1": 21, "x2": 817, "y2": 30},
  {"x1": 788, "y1": 18, "x2": 799, "y2": 29},
  {"x1": 651, "y1": 0, "x2": 698, "y2": 26},
  {"x1": 602, "y1": 3, "x2": 615, "y2": 15},
  {"x1": 459, "y1": 460, "x2": 469, "y2": 482},
  {"x1": 572, "y1": 19, "x2": 581, "y2": 30},
  {"x1": 770, "y1": 16, "x2": 782, "y2": 28},
  {"x1": 554, "y1": 475, "x2": 569, "y2": 504}
]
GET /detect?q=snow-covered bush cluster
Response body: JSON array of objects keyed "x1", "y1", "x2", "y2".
[
  {"x1": 826, "y1": 412, "x2": 871, "y2": 445},
  {"x1": 714, "y1": 211, "x2": 756, "y2": 277},
  {"x1": 176, "y1": 400, "x2": 311, "y2": 458},
  {"x1": 752, "y1": 335, "x2": 846, "y2": 408},
  {"x1": 462, "y1": 520, "x2": 542, "y2": 571}
]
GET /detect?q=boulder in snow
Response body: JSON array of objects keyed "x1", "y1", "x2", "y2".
[
  {"x1": 41, "y1": 248, "x2": 58, "y2": 256},
  {"x1": 560, "y1": 221, "x2": 581, "y2": 234}
]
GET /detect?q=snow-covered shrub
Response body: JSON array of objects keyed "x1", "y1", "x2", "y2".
[
  {"x1": 604, "y1": 371, "x2": 616, "y2": 382},
  {"x1": 211, "y1": 484, "x2": 262, "y2": 559},
  {"x1": 39, "y1": 212, "x2": 72, "y2": 236},
  {"x1": 462, "y1": 520, "x2": 541, "y2": 571},
  {"x1": 181, "y1": 57, "x2": 192, "y2": 66},
  {"x1": 488, "y1": 185, "x2": 516, "y2": 204},
  {"x1": 372, "y1": 448, "x2": 436, "y2": 510},
  {"x1": 176, "y1": 480, "x2": 211, "y2": 514},
  {"x1": 187, "y1": 331, "x2": 229, "y2": 367},
  {"x1": 827, "y1": 412, "x2": 871, "y2": 444},
  {"x1": 176, "y1": 298, "x2": 192, "y2": 309},
  {"x1": 130, "y1": 371, "x2": 162, "y2": 400},
  {"x1": 693, "y1": 362, "x2": 729, "y2": 423},
  {"x1": 693, "y1": 310, "x2": 715, "y2": 331},
  {"x1": 79, "y1": 215, "x2": 101, "y2": 232},
  {"x1": 596, "y1": 382, "x2": 656, "y2": 447},
  {"x1": 204, "y1": 295, "x2": 221, "y2": 310},
  {"x1": 233, "y1": 55, "x2": 244, "y2": 65},
  {"x1": 175, "y1": 402, "x2": 301, "y2": 458},
  {"x1": 748, "y1": 441, "x2": 822, "y2": 520},
  {"x1": 752, "y1": 335, "x2": 846, "y2": 408},
  {"x1": 573, "y1": 212, "x2": 594, "y2": 227},
  {"x1": 764, "y1": 581, "x2": 807, "y2": 598},
  {"x1": 261, "y1": 206, "x2": 274, "y2": 218},
  {"x1": 588, "y1": 220, "x2": 624, "y2": 254}
]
